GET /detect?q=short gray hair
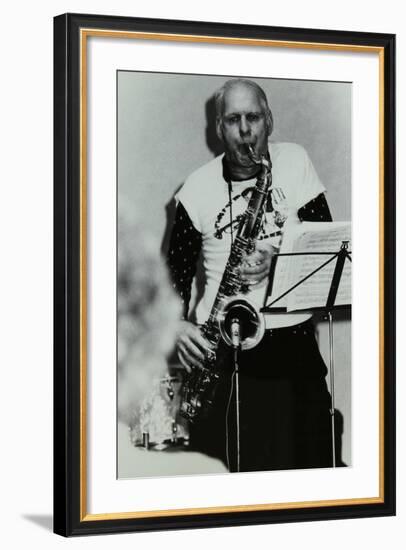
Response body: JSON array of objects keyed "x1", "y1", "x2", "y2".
[{"x1": 214, "y1": 78, "x2": 273, "y2": 131}]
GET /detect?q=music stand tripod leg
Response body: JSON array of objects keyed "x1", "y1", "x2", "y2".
[
  {"x1": 325, "y1": 241, "x2": 350, "y2": 468},
  {"x1": 327, "y1": 311, "x2": 336, "y2": 468}
]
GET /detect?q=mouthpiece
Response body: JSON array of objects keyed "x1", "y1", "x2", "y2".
[
  {"x1": 246, "y1": 144, "x2": 259, "y2": 163},
  {"x1": 246, "y1": 144, "x2": 271, "y2": 170}
]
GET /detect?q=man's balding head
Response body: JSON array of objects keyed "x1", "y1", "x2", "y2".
[
  {"x1": 214, "y1": 79, "x2": 273, "y2": 135},
  {"x1": 214, "y1": 79, "x2": 274, "y2": 179}
]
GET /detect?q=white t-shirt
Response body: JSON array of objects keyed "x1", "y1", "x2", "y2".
[{"x1": 176, "y1": 142, "x2": 326, "y2": 329}]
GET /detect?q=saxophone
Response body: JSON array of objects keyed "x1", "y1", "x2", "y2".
[{"x1": 179, "y1": 145, "x2": 273, "y2": 422}]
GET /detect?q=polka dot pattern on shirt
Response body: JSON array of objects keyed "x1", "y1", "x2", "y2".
[
  {"x1": 166, "y1": 202, "x2": 202, "y2": 319},
  {"x1": 298, "y1": 193, "x2": 332, "y2": 222}
]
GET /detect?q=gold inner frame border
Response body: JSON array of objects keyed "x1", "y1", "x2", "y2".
[{"x1": 79, "y1": 27, "x2": 385, "y2": 522}]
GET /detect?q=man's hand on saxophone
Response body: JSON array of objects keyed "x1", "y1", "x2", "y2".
[
  {"x1": 175, "y1": 241, "x2": 276, "y2": 373},
  {"x1": 176, "y1": 320, "x2": 213, "y2": 372},
  {"x1": 240, "y1": 241, "x2": 276, "y2": 287}
]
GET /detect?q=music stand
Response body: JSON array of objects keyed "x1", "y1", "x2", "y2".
[{"x1": 261, "y1": 240, "x2": 352, "y2": 467}]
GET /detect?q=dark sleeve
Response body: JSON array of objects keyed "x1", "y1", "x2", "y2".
[
  {"x1": 166, "y1": 201, "x2": 202, "y2": 320},
  {"x1": 298, "y1": 193, "x2": 333, "y2": 222}
]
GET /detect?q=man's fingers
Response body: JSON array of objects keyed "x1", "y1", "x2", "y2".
[
  {"x1": 241, "y1": 261, "x2": 269, "y2": 276},
  {"x1": 178, "y1": 351, "x2": 192, "y2": 373},
  {"x1": 176, "y1": 320, "x2": 212, "y2": 371},
  {"x1": 244, "y1": 249, "x2": 263, "y2": 262},
  {"x1": 241, "y1": 246, "x2": 274, "y2": 279},
  {"x1": 178, "y1": 335, "x2": 205, "y2": 361},
  {"x1": 188, "y1": 326, "x2": 213, "y2": 352},
  {"x1": 178, "y1": 342, "x2": 204, "y2": 369}
]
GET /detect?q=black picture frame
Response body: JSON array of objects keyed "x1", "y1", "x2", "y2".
[{"x1": 54, "y1": 12, "x2": 396, "y2": 536}]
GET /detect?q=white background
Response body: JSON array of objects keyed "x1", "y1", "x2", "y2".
[{"x1": 0, "y1": 0, "x2": 403, "y2": 548}]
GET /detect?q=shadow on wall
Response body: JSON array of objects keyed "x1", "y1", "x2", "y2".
[
  {"x1": 160, "y1": 94, "x2": 224, "y2": 319},
  {"x1": 205, "y1": 93, "x2": 224, "y2": 158}
]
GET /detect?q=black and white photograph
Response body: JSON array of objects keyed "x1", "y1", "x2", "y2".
[
  {"x1": 51, "y1": 12, "x2": 395, "y2": 538},
  {"x1": 117, "y1": 72, "x2": 352, "y2": 479}
]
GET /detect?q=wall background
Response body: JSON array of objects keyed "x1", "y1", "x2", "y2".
[
  {"x1": 118, "y1": 71, "x2": 352, "y2": 463},
  {"x1": 118, "y1": 72, "x2": 351, "y2": 239},
  {"x1": 0, "y1": 1, "x2": 403, "y2": 549}
]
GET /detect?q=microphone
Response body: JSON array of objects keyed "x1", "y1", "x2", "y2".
[{"x1": 230, "y1": 317, "x2": 241, "y2": 349}]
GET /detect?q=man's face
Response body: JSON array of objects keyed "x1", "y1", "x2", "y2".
[{"x1": 216, "y1": 84, "x2": 271, "y2": 172}]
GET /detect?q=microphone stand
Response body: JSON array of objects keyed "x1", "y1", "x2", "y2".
[{"x1": 230, "y1": 318, "x2": 241, "y2": 473}]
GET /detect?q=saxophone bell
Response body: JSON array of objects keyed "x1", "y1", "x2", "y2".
[{"x1": 218, "y1": 296, "x2": 265, "y2": 351}]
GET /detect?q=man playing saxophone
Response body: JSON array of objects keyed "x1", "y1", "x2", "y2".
[{"x1": 167, "y1": 78, "x2": 336, "y2": 472}]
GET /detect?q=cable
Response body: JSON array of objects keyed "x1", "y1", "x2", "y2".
[
  {"x1": 224, "y1": 178, "x2": 235, "y2": 471},
  {"x1": 227, "y1": 179, "x2": 234, "y2": 246},
  {"x1": 225, "y1": 369, "x2": 236, "y2": 471}
]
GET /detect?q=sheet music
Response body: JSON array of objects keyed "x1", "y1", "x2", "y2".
[{"x1": 267, "y1": 222, "x2": 351, "y2": 312}]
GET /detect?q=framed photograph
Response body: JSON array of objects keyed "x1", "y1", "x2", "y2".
[{"x1": 53, "y1": 13, "x2": 395, "y2": 536}]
